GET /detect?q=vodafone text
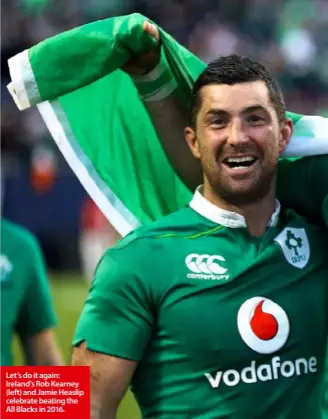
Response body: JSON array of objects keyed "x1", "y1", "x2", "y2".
[{"x1": 205, "y1": 356, "x2": 317, "y2": 388}]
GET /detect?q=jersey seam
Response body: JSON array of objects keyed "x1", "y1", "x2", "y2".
[
  {"x1": 111, "y1": 225, "x2": 226, "y2": 253},
  {"x1": 155, "y1": 225, "x2": 225, "y2": 239}
]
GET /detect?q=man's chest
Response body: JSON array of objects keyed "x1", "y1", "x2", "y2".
[{"x1": 153, "y1": 224, "x2": 328, "y2": 376}]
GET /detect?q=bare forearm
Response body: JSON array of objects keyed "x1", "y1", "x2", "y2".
[
  {"x1": 143, "y1": 93, "x2": 202, "y2": 191},
  {"x1": 123, "y1": 21, "x2": 203, "y2": 191},
  {"x1": 129, "y1": 44, "x2": 202, "y2": 191}
]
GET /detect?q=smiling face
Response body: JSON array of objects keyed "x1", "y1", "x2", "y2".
[{"x1": 185, "y1": 81, "x2": 292, "y2": 206}]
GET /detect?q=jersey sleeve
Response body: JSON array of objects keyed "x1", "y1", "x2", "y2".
[
  {"x1": 283, "y1": 113, "x2": 328, "y2": 157},
  {"x1": 72, "y1": 245, "x2": 154, "y2": 361},
  {"x1": 15, "y1": 234, "x2": 57, "y2": 338},
  {"x1": 277, "y1": 155, "x2": 328, "y2": 227}
]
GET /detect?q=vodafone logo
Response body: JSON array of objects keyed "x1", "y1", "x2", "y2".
[
  {"x1": 205, "y1": 297, "x2": 316, "y2": 389},
  {"x1": 237, "y1": 297, "x2": 290, "y2": 354}
]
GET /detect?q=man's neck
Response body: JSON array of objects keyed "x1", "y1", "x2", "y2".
[{"x1": 203, "y1": 184, "x2": 277, "y2": 237}]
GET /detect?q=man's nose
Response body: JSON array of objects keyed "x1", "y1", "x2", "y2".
[{"x1": 227, "y1": 120, "x2": 249, "y2": 146}]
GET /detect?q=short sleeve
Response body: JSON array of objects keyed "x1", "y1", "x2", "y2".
[
  {"x1": 15, "y1": 234, "x2": 57, "y2": 338},
  {"x1": 277, "y1": 155, "x2": 328, "y2": 227},
  {"x1": 73, "y1": 246, "x2": 154, "y2": 361}
]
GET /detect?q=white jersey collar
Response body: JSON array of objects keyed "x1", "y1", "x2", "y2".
[{"x1": 189, "y1": 186, "x2": 281, "y2": 228}]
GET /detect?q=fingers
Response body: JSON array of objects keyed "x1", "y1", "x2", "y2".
[{"x1": 143, "y1": 21, "x2": 160, "y2": 42}]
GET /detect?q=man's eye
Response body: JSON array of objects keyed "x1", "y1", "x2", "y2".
[
  {"x1": 212, "y1": 119, "x2": 226, "y2": 126},
  {"x1": 248, "y1": 115, "x2": 264, "y2": 123}
]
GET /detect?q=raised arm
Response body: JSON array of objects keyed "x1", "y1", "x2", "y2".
[
  {"x1": 140, "y1": 82, "x2": 202, "y2": 190},
  {"x1": 123, "y1": 21, "x2": 202, "y2": 191}
]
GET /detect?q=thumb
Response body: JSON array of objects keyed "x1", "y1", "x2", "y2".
[{"x1": 143, "y1": 21, "x2": 160, "y2": 42}]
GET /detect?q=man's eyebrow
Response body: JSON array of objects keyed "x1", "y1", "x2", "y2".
[
  {"x1": 205, "y1": 105, "x2": 268, "y2": 117},
  {"x1": 205, "y1": 109, "x2": 228, "y2": 117},
  {"x1": 241, "y1": 105, "x2": 267, "y2": 114}
]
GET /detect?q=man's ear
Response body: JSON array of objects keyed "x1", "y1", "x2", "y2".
[
  {"x1": 185, "y1": 127, "x2": 201, "y2": 159},
  {"x1": 279, "y1": 118, "x2": 293, "y2": 155}
]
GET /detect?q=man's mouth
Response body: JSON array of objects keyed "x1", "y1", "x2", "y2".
[{"x1": 222, "y1": 156, "x2": 258, "y2": 171}]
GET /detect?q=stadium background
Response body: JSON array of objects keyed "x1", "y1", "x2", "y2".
[{"x1": 1, "y1": 0, "x2": 328, "y2": 417}]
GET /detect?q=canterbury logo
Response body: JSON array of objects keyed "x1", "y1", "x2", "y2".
[{"x1": 185, "y1": 253, "x2": 229, "y2": 281}]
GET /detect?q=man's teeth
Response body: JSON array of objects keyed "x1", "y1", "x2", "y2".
[
  {"x1": 226, "y1": 156, "x2": 255, "y2": 163},
  {"x1": 224, "y1": 156, "x2": 257, "y2": 170},
  {"x1": 232, "y1": 165, "x2": 248, "y2": 170}
]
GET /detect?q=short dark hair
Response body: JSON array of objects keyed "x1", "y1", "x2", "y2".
[{"x1": 189, "y1": 54, "x2": 286, "y2": 127}]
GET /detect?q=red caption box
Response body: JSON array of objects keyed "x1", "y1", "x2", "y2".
[{"x1": 1, "y1": 366, "x2": 90, "y2": 419}]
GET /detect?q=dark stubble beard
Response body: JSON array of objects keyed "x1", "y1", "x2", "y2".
[{"x1": 203, "y1": 159, "x2": 278, "y2": 206}]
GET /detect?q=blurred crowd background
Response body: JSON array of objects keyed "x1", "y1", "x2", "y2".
[{"x1": 2, "y1": 0, "x2": 328, "y2": 276}]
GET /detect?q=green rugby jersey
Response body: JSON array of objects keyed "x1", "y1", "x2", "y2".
[
  {"x1": 1, "y1": 219, "x2": 57, "y2": 365},
  {"x1": 74, "y1": 163, "x2": 328, "y2": 418}
]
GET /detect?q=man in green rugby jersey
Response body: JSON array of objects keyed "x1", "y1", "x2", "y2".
[
  {"x1": 72, "y1": 52, "x2": 328, "y2": 419},
  {"x1": 1, "y1": 218, "x2": 63, "y2": 366},
  {"x1": 126, "y1": 23, "x2": 328, "y2": 418}
]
